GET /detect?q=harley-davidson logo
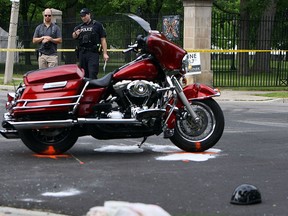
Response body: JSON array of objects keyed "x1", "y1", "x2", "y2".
[{"x1": 43, "y1": 81, "x2": 67, "y2": 90}]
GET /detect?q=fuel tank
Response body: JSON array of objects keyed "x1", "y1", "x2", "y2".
[{"x1": 113, "y1": 58, "x2": 158, "y2": 81}]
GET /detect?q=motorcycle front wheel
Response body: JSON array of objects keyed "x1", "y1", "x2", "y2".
[
  {"x1": 170, "y1": 98, "x2": 224, "y2": 152},
  {"x1": 18, "y1": 127, "x2": 79, "y2": 155}
]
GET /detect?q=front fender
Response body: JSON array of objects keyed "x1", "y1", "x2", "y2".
[
  {"x1": 183, "y1": 83, "x2": 220, "y2": 101},
  {"x1": 166, "y1": 84, "x2": 220, "y2": 129}
]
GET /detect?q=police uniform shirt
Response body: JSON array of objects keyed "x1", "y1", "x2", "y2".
[
  {"x1": 74, "y1": 20, "x2": 107, "y2": 48},
  {"x1": 33, "y1": 23, "x2": 61, "y2": 55}
]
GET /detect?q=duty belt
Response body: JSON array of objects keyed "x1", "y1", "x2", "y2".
[{"x1": 79, "y1": 47, "x2": 95, "y2": 52}]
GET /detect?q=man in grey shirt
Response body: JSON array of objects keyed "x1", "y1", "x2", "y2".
[{"x1": 33, "y1": 8, "x2": 62, "y2": 69}]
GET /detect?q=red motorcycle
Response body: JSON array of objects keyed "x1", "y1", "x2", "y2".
[{"x1": 0, "y1": 14, "x2": 224, "y2": 155}]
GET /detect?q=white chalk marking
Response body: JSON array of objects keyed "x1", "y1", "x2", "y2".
[
  {"x1": 94, "y1": 144, "x2": 222, "y2": 162},
  {"x1": 42, "y1": 188, "x2": 82, "y2": 197}
]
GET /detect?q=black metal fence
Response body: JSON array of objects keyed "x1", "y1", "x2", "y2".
[
  {"x1": 1, "y1": 13, "x2": 288, "y2": 87},
  {"x1": 211, "y1": 13, "x2": 288, "y2": 87}
]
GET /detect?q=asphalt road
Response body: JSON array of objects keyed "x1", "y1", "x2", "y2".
[{"x1": 0, "y1": 92, "x2": 288, "y2": 216}]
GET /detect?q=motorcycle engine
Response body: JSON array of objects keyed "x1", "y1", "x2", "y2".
[{"x1": 114, "y1": 80, "x2": 160, "y2": 107}]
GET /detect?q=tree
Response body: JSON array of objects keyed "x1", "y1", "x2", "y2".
[
  {"x1": 238, "y1": 0, "x2": 251, "y2": 75},
  {"x1": 0, "y1": 0, "x2": 12, "y2": 31},
  {"x1": 251, "y1": 0, "x2": 278, "y2": 73},
  {"x1": 11, "y1": 0, "x2": 183, "y2": 64},
  {"x1": 84, "y1": 0, "x2": 183, "y2": 31},
  {"x1": 214, "y1": 0, "x2": 288, "y2": 76}
]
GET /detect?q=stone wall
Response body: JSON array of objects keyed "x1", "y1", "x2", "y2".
[{"x1": 183, "y1": 0, "x2": 213, "y2": 86}]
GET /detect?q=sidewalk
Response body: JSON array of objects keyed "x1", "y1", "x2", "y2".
[
  {"x1": 0, "y1": 84, "x2": 15, "y2": 91},
  {"x1": 216, "y1": 89, "x2": 287, "y2": 102}
]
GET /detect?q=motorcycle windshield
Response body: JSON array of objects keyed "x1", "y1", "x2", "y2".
[
  {"x1": 119, "y1": 13, "x2": 186, "y2": 70},
  {"x1": 120, "y1": 13, "x2": 151, "y2": 32}
]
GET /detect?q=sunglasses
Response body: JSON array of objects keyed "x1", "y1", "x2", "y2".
[{"x1": 44, "y1": 15, "x2": 51, "y2": 17}]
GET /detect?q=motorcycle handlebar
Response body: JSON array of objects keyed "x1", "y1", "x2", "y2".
[
  {"x1": 122, "y1": 35, "x2": 147, "y2": 54},
  {"x1": 122, "y1": 47, "x2": 135, "y2": 54}
]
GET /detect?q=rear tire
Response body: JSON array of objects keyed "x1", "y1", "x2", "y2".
[
  {"x1": 18, "y1": 127, "x2": 79, "y2": 155},
  {"x1": 170, "y1": 99, "x2": 224, "y2": 152}
]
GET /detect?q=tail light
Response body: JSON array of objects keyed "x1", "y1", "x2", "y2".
[
  {"x1": 5, "y1": 93, "x2": 15, "y2": 110},
  {"x1": 7, "y1": 93, "x2": 15, "y2": 102}
]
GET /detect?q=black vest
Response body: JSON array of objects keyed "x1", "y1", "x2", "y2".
[{"x1": 75, "y1": 20, "x2": 105, "y2": 48}]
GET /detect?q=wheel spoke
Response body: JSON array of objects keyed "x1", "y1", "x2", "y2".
[
  {"x1": 169, "y1": 99, "x2": 225, "y2": 152},
  {"x1": 177, "y1": 103, "x2": 215, "y2": 142},
  {"x1": 32, "y1": 128, "x2": 71, "y2": 145},
  {"x1": 18, "y1": 127, "x2": 78, "y2": 155}
]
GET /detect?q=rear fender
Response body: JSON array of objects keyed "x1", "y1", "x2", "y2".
[{"x1": 166, "y1": 84, "x2": 220, "y2": 129}]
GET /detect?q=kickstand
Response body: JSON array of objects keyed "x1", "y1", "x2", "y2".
[{"x1": 138, "y1": 136, "x2": 147, "y2": 148}]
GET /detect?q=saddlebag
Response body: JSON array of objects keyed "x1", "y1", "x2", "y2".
[{"x1": 13, "y1": 64, "x2": 85, "y2": 117}]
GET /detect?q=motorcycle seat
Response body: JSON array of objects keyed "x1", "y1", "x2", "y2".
[{"x1": 86, "y1": 72, "x2": 114, "y2": 87}]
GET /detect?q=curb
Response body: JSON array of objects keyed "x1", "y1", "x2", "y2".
[
  {"x1": 0, "y1": 207, "x2": 68, "y2": 216},
  {"x1": 214, "y1": 90, "x2": 288, "y2": 102},
  {"x1": 0, "y1": 85, "x2": 15, "y2": 91}
]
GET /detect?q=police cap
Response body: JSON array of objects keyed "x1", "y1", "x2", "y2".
[{"x1": 80, "y1": 8, "x2": 90, "y2": 17}]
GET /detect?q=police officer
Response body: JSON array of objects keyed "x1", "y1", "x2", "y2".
[
  {"x1": 72, "y1": 8, "x2": 109, "y2": 79},
  {"x1": 33, "y1": 8, "x2": 62, "y2": 69}
]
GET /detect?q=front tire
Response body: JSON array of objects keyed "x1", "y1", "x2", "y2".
[
  {"x1": 18, "y1": 127, "x2": 79, "y2": 155},
  {"x1": 170, "y1": 99, "x2": 224, "y2": 152}
]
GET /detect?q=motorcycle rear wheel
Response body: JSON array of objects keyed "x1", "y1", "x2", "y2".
[
  {"x1": 170, "y1": 99, "x2": 224, "y2": 152},
  {"x1": 18, "y1": 127, "x2": 79, "y2": 155}
]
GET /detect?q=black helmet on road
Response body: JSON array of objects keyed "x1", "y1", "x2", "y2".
[{"x1": 230, "y1": 184, "x2": 262, "y2": 205}]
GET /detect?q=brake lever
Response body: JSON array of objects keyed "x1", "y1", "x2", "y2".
[{"x1": 122, "y1": 47, "x2": 134, "y2": 54}]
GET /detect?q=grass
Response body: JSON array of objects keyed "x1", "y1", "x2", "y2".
[
  {"x1": 219, "y1": 86, "x2": 288, "y2": 91},
  {"x1": 0, "y1": 73, "x2": 23, "y2": 86},
  {"x1": 255, "y1": 91, "x2": 288, "y2": 98}
]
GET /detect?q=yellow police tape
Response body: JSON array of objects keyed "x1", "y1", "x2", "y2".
[
  {"x1": 186, "y1": 49, "x2": 287, "y2": 53},
  {"x1": 0, "y1": 48, "x2": 124, "y2": 52},
  {"x1": 0, "y1": 48, "x2": 287, "y2": 53}
]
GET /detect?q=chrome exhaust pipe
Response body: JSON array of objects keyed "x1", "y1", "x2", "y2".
[
  {"x1": 77, "y1": 118, "x2": 141, "y2": 124},
  {"x1": 6, "y1": 118, "x2": 142, "y2": 130},
  {"x1": 7, "y1": 119, "x2": 76, "y2": 130},
  {"x1": 0, "y1": 129, "x2": 19, "y2": 139}
]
